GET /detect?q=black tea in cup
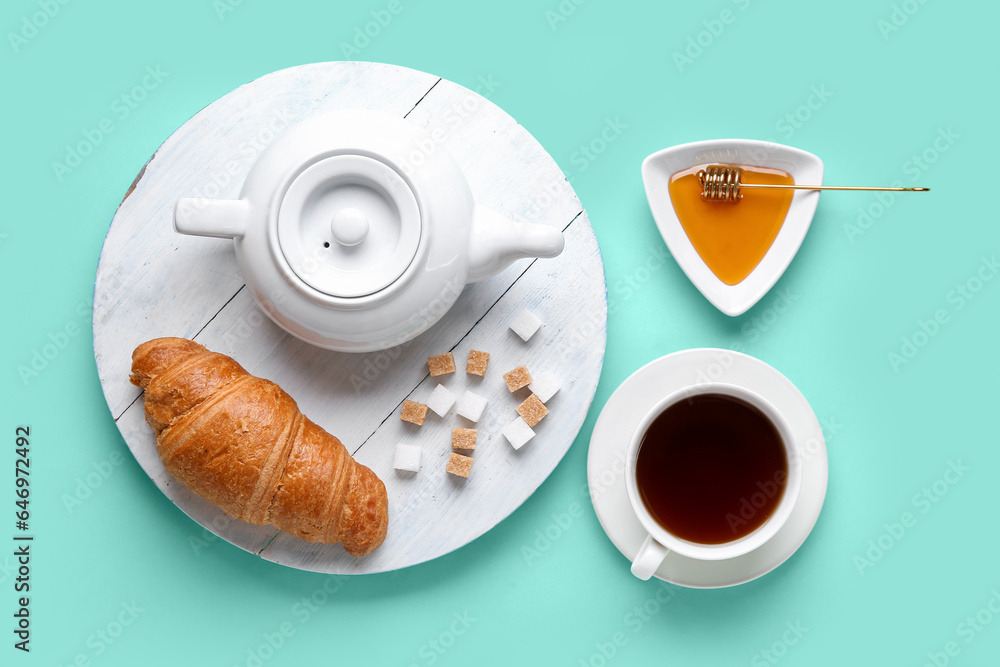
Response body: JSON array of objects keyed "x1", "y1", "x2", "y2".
[{"x1": 635, "y1": 393, "x2": 788, "y2": 544}]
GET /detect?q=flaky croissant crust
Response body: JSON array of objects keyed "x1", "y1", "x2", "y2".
[{"x1": 130, "y1": 337, "x2": 388, "y2": 557}]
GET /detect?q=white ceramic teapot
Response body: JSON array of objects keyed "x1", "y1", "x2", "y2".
[{"x1": 174, "y1": 110, "x2": 565, "y2": 352}]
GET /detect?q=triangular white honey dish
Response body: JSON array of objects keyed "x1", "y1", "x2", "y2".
[{"x1": 642, "y1": 139, "x2": 823, "y2": 316}]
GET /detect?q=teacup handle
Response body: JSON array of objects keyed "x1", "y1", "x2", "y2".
[{"x1": 631, "y1": 534, "x2": 670, "y2": 580}]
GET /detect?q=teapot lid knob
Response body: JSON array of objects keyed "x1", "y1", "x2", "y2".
[{"x1": 331, "y1": 207, "x2": 369, "y2": 247}]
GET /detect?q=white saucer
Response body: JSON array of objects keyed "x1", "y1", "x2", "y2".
[{"x1": 587, "y1": 349, "x2": 828, "y2": 588}]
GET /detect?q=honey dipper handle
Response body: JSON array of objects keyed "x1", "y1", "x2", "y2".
[{"x1": 739, "y1": 183, "x2": 930, "y2": 192}]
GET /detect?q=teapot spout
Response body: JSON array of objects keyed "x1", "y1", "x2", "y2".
[
  {"x1": 174, "y1": 198, "x2": 249, "y2": 239},
  {"x1": 467, "y1": 206, "x2": 565, "y2": 283}
]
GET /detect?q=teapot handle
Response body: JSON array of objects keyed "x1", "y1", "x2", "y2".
[{"x1": 174, "y1": 198, "x2": 249, "y2": 239}]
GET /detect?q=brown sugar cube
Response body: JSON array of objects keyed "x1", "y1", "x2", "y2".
[
  {"x1": 452, "y1": 427, "x2": 478, "y2": 451},
  {"x1": 466, "y1": 349, "x2": 490, "y2": 376},
  {"x1": 516, "y1": 394, "x2": 549, "y2": 427},
  {"x1": 427, "y1": 353, "x2": 456, "y2": 377},
  {"x1": 400, "y1": 400, "x2": 428, "y2": 426},
  {"x1": 502, "y1": 365, "x2": 533, "y2": 392},
  {"x1": 446, "y1": 452, "x2": 474, "y2": 478}
]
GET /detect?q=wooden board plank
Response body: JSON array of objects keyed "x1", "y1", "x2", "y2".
[
  {"x1": 400, "y1": 74, "x2": 582, "y2": 227},
  {"x1": 94, "y1": 62, "x2": 606, "y2": 573}
]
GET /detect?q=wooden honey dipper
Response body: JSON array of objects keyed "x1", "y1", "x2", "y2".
[{"x1": 697, "y1": 165, "x2": 930, "y2": 202}]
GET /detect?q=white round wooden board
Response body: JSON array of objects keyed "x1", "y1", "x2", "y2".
[{"x1": 93, "y1": 62, "x2": 607, "y2": 573}]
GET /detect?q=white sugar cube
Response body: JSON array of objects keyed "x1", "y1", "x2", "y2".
[
  {"x1": 456, "y1": 390, "x2": 488, "y2": 422},
  {"x1": 426, "y1": 384, "x2": 456, "y2": 417},
  {"x1": 393, "y1": 443, "x2": 421, "y2": 472},
  {"x1": 509, "y1": 308, "x2": 543, "y2": 341},
  {"x1": 528, "y1": 371, "x2": 562, "y2": 403},
  {"x1": 502, "y1": 417, "x2": 536, "y2": 450}
]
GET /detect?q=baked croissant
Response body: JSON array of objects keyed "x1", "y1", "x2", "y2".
[{"x1": 129, "y1": 337, "x2": 388, "y2": 556}]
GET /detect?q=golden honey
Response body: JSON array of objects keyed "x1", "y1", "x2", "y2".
[{"x1": 669, "y1": 164, "x2": 794, "y2": 285}]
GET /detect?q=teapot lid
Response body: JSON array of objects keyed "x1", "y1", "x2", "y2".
[{"x1": 277, "y1": 154, "x2": 421, "y2": 298}]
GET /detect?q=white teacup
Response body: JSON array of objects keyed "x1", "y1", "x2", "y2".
[{"x1": 626, "y1": 382, "x2": 802, "y2": 580}]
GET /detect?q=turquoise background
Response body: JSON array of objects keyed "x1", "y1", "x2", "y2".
[{"x1": 2, "y1": 0, "x2": 997, "y2": 664}]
